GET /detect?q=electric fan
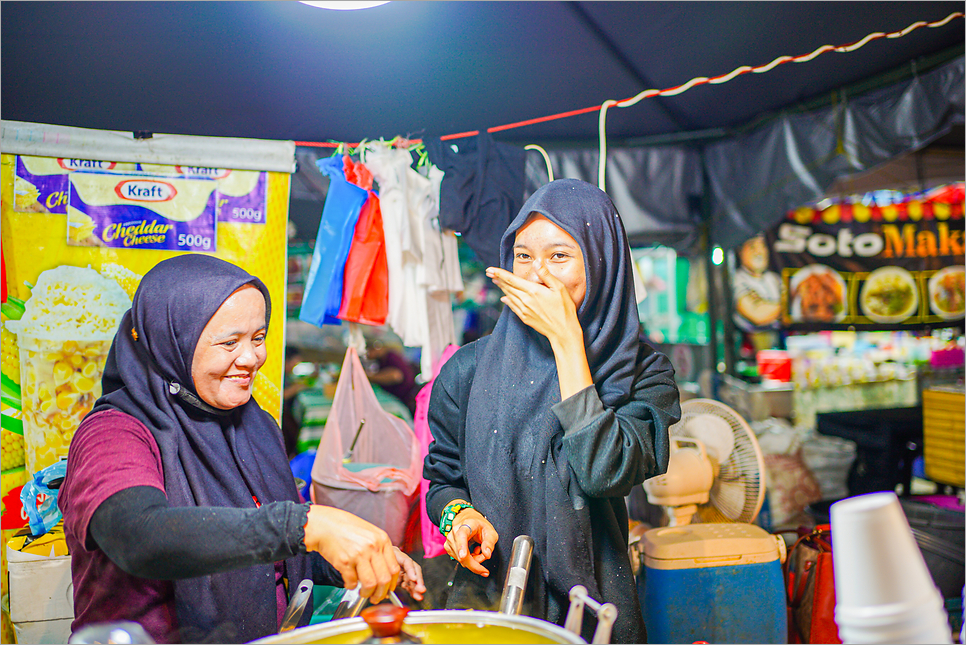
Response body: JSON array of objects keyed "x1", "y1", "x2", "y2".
[{"x1": 643, "y1": 399, "x2": 766, "y2": 526}]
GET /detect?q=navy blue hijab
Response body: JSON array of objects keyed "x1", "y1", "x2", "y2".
[
  {"x1": 463, "y1": 179, "x2": 641, "y2": 632},
  {"x1": 93, "y1": 254, "x2": 309, "y2": 643}
]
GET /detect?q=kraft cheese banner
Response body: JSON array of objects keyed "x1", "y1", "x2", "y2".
[
  {"x1": 739, "y1": 183, "x2": 965, "y2": 332},
  {"x1": 14, "y1": 155, "x2": 267, "y2": 226},
  {"x1": 1, "y1": 153, "x2": 289, "y2": 477},
  {"x1": 139, "y1": 164, "x2": 268, "y2": 224},
  {"x1": 14, "y1": 155, "x2": 138, "y2": 214},
  {"x1": 68, "y1": 171, "x2": 219, "y2": 252}
]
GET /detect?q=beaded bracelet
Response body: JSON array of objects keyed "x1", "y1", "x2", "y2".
[{"x1": 439, "y1": 500, "x2": 474, "y2": 537}]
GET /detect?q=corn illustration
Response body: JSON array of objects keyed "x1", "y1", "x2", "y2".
[
  {"x1": 1, "y1": 426, "x2": 25, "y2": 472},
  {"x1": 99, "y1": 263, "x2": 143, "y2": 300},
  {"x1": 252, "y1": 371, "x2": 282, "y2": 424},
  {"x1": 1, "y1": 326, "x2": 20, "y2": 386},
  {"x1": 7, "y1": 266, "x2": 129, "y2": 473},
  {"x1": 0, "y1": 465, "x2": 27, "y2": 498},
  {"x1": 18, "y1": 337, "x2": 110, "y2": 473}
]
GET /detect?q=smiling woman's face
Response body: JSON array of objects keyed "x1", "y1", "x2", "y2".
[
  {"x1": 191, "y1": 284, "x2": 267, "y2": 410},
  {"x1": 512, "y1": 213, "x2": 587, "y2": 308}
]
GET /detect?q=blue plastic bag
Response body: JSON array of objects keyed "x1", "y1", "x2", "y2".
[
  {"x1": 298, "y1": 156, "x2": 367, "y2": 327},
  {"x1": 21, "y1": 458, "x2": 68, "y2": 537}
]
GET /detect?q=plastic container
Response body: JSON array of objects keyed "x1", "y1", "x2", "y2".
[
  {"x1": 13, "y1": 332, "x2": 111, "y2": 474},
  {"x1": 639, "y1": 523, "x2": 787, "y2": 644},
  {"x1": 311, "y1": 463, "x2": 416, "y2": 545},
  {"x1": 757, "y1": 350, "x2": 792, "y2": 382},
  {"x1": 801, "y1": 435, "x2": 857, "y2": 501}
]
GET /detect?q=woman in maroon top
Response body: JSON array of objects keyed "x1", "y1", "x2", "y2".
[{"x1": 59, "y1": 255, "x2": 424, "y2": 644}]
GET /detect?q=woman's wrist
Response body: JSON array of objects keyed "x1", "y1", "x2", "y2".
[
  {"x1": 551, "y1": 329, "x2": 593, "y2": 400},
  {"x1": 439, "y1": 499, "x2": 473, "y2": 536},
  {"x1": 547, "y1": 313, "x2": 584, "y2": 353}
]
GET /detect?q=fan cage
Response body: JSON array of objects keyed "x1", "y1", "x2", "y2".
[{"x1": 668, "y1": 399, "x2": 766, "y2": 523}]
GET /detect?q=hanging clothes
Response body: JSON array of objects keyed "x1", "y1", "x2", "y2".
[
  {"x1": 425, "y1": 132, "x2": 526, "y2": 269},
  {"x1": 363, "y1": 144, "x2": 424, "y2": 347},
  {"x1": 359, "y1": 143, "x2": 464, "y2": 378},
  {"x1": 408, "y1": 167, "x2": 454, "y2": 377},
  {"x1": 339, "y1": 156, "x2": 389, "y2": 326},
  {"x1": 417, "y1": 165, "x2": 463, "y2": 376},
  {"x1": 426, "y1": 165, "x2": 464, "y2": 294},
  {"x1": 298, "y1": 155, "x2": 367, "y2": 328}
]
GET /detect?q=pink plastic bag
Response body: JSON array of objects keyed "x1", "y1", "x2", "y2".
[
  {"x1": 413, "y1": 344, "x2": 460, "y2": 558},
  {"x1": 311, "y1": 347, "x2": 420, "y2": 495}
]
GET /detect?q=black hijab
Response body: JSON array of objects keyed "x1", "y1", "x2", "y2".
[
  {"x1": 463, "y1": 179, "x2": 641, "y2": 630},
  {"x1": 92, "y1": 254, "x2": 310, "y2": 643}
]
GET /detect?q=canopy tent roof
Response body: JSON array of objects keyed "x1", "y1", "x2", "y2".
[
  {"x1": 2, "y1": 1, "x2": 963, "y2": 147},
  {"x1": 2, "y1": 2, "x2": 963, "y2": 251}
]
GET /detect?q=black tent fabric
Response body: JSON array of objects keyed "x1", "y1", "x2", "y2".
[
  {"x1": 3, "y1": 2, "x2": 962, "y2": 145},
  {"x1": 5, "y1": 1, "x2": 962, "y2": 250},
  {"x1": 705, "y1": 55, "x2": 965, "y2": 250},
  {"x1": 519, "y1": 56, "x2": 964, "y2": 252}
]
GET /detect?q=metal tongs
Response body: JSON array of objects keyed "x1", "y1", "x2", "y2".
[
  {"x1": 331, "y1": 585, "x2": 405, "y2": 620},
  {"x1": 279, "y1": 579, "x2": 314, "y2": 633}
]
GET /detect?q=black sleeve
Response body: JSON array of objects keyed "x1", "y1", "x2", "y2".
[
  {"x1": 89, "y1": 486, "x2": 340, "y2": 584},
  {"x1": 555, "y1": 343, "x2": 679, "y2": 497}
]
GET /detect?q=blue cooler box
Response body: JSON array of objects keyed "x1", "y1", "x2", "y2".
[{"x1": 639, "y1": 523, "x2": 787, "y2": 644}]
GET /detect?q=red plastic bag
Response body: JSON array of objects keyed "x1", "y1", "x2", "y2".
[
  {"x1": 310, "y1": 347, "x2": 420, "y2": 495},
  {"x1": 339, "y1": 158, "x2": 388, "y2": 325},
  {"x1": 784, "y1": 524, "x2": 841, "y2": 644},
  {"x1": 338, "y1": 195, "x2": 389, "y2": 325}
]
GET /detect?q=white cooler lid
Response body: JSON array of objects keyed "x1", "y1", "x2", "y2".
[{"x1": 642, "y1": 523, "x2": 782, "y2": 569}]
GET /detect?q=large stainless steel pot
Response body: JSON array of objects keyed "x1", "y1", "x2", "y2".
[
  {"x1": 251, "y1": 536, "x2": 616, "y2": 644},
  {"x1": 249, "y1": 585, "x2": 615, "y2": 645},
  {"x1": 250, "y1": 609, "x2": 586, "y2": 644}
]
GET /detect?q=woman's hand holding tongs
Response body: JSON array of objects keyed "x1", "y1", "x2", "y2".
[{"x1": 445, "y1": 507, "x2": 499, "y2": 577}]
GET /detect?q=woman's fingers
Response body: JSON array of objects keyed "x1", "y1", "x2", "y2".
[
  {"x1": 458, "y1": 532, "x2": 490, "y2": 577},
  {"x1": 384, "y1": 542, "x2": 401, "y2": 599},
  {"x1": 302, "y1": 505, "x2": 402, "y2": 599},
  {"x1": 393, "y1": 548, "x2": 426, "y2": 601},
  {"x1": 354, "y1": 557, "x2": 378, "y2": 599},
  {"x1": 480, "y1": 523, "x2": 499, "y2": 559},
  {"x1": 370, "y1": 542, "x2": 400, "y2": 603},
  {"x1": 444, "y1": 522, "x2": 489, "y2": 576},
  {"x1": 533, "y1": 261, "x2": 565, "y2": 289},
  {"x1": 340, "y1": 566, "x2": 359, "y2": 592},
  {"x1": 446, "y1": 523, "x2": 473, "y2": 559}
]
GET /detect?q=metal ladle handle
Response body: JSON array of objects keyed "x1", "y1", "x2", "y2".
[
  {"x1": 499, "y1": 535, "x2": 534, "y2": 616},
  {"x1": 342, "y1": 419, "x2": 366, "y2": 463},
  {"x1": 564, "y1": 585, "x2": 618, "y2": 645}
]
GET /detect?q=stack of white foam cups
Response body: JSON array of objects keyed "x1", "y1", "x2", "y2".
[{"x1": 830, "y1": 492, "x2": 952, "y2": 644}]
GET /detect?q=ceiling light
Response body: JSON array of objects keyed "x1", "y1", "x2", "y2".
[{"x1": 300, "y1": 1, "x2": 389, "y2": 9}]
